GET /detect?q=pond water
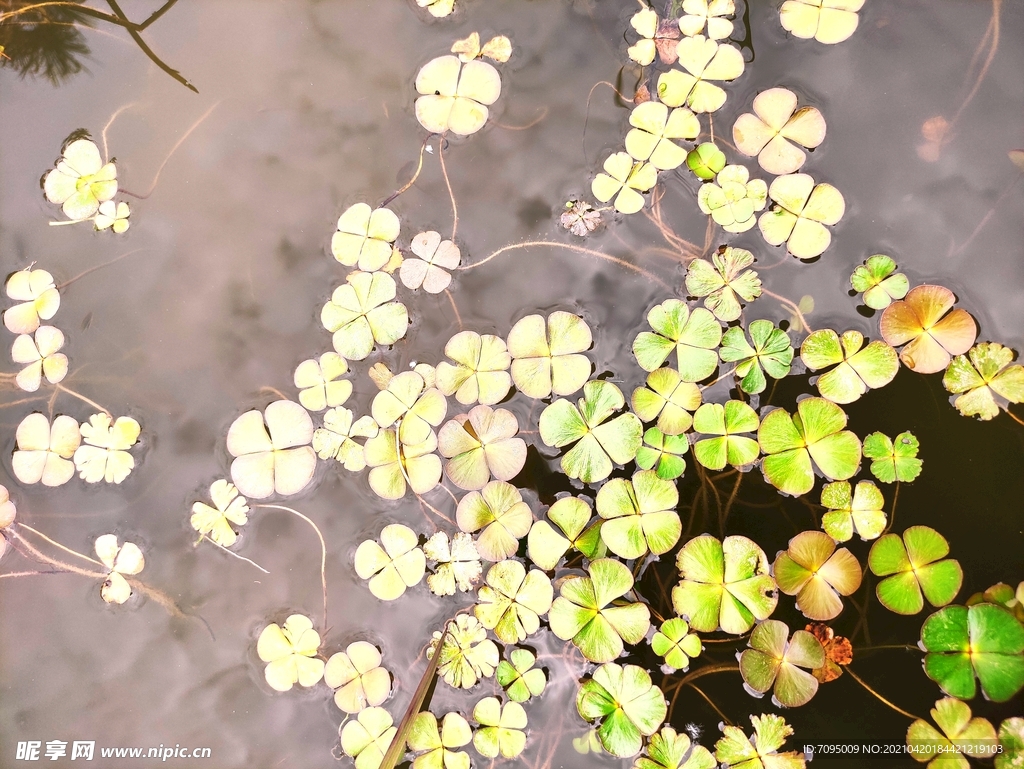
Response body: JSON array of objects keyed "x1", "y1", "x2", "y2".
[{"x1": 1, "y1": 1, "x2": 1022, "y2": 767}]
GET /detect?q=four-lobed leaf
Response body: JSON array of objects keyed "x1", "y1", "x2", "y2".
[
  {"x1": 74, "y1": 413, "x2": 141, "y2": 485},
  {"x1": 456, "y1": 480, "x2": 533, "y2": 562},
  {"x1": 423, "y1": 531, "x2": 482, "y2": 596},
  {"x1": 592, "y1": 152, "x2": 658, "y2": 215},
  {"x1": 401, "y1": 231, "x2": 461, "y2": 294},
  {"x1": 256, "y1": 614, "x2": 324, "y2": 692},
  {"x1": 331, "y1": 203, "x2": 400, "y2": 272},
  {"x1": 698, "y1": 165, "x2": 768, "y2": 233},
  {"x1": 363, "y1": 428, "x2": 442, "y2": 499},
  {"x1": 636, "y1": 427, "x2": 689, "y2": 481},
  {"x1": 354, "y1": 523, "x2": 426, "y2": 601},
  {"x1": 429, "y1": 614, "x2": 500, "y2": 689},
  {"x1": 474, "y1": 558, "x2": 554, "y2": 643},
  {"x1": 507, "y1": 311, "x2": 592, "y2": 399},
  {"x1": 907, "y1": 697, "x2": 997, "y2": 769},
  {"x1": 596, "y1": 469, "x2": 681, "y2": 559},
  {"x1": 631, "y1": 367, "x2": 702, "y2": 436},
  {"x1": 191, "y1": 479, "x2": 250, "y2": 548},
  {"x1": 773, "y1": 530, "x2": 862, "y2": 621},
  {"x1": 691, "y1": 400, "x2": 760, "y2": 470},
  {"x1": 720, "y1": 320, "x2": 794, "y2": 395},
  {"x1": 415, "y1": 55, "x2": 502, "y2": 136},
  {"x1": 496, "y1": 648, "x2": 546, "y2": 703},
  {"x1": 800, "y1": 329, "x2": 899, "y2": 404},
  {"x1": 658, "y1": 35, "x2": 745, "y2": 114},
  {"x1": 4, "y1": 269, "x2": 60, "y2": 335},
  {"x1": 526, "y1": 495, "x2": 605, "y2": 570},
  {"x1": 733, "y1": 87, "x2": 826, "y2": 175},
  {"x1": 862, "y1": 430, "x2": 922, "y2": 483},
  {"x1": 820, "y1": 480, "x2": 886, "y2": 542},
  {"x1": 312, "y1": 407, "x2": 379, "y2": 471},
  {"x1": 868, "y1": 526, "x2": 962, "y2": 615},
  {"x1": 340, "y1": 707, "x2": 396, "y2": 769},
  {"x1": 780, "y1": 0, "x2": 864, "y2": 45},
  {"x1": 758, "y1": 173, "x2": 845, "y2": 259},
  {"x1": 324, "y1": 641, "x2": 391, "y2": 714},
  {"x1": 436, "y1": 330, "x2": 512, "y2": 406},
  {"x1": 633, "y1": 299, "x2": 722, "y2": 381},
  {"x1": 651, "y1": 618, "x2": 702, "y2": 671},
  {"x1": 625, "y1": 101, "x2": 701, "y2": 172},
  {"x1": 739, "y1": 619, "x2": 825, "y2": 707},
  {"x1": 943, "y1": 342, "x2": 1024, "y2": 421},
  {"x1": 880, "y1": 285, "x2": 978, "y2": 375},
  {"x1": 321, "y1": 271, "x2": 409, "y2": 361},
  {"x1": 850, "y1": 254, "x2": 909, "y2": 310},
  {"x1": 685, "y1": 246, "x2": 762, "y2": 323},
  {"x1": 714, "y1": 714, "x2": 805, "y2": 769},
  {"x1": 407, "y1": 711, "x2": 472, "y2": 769},
  {"x1": 472, "y1": 697, "x2": 528, "y2": 759},
  {"x1": 577, "y1": 662, "x2": 667, "y2": 758},
  {"x1": 438, "y1": 405, "x2": 526, "y2": 491},
  {"x1": 227, "y1": 400, "x2": 315, "y2": 499}
]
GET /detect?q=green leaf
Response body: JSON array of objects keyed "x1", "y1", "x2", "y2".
[
  {"x1": 407, "y1": 711, "x2": 472, "y2": 769},
  {"x1": 921, "y1": 604, "x2": 1024, "y2": 702},
  {"x1": 868, "y1": 526, "x2": 962, "y2": 615},
  {"x1": 472, "y1": 697, "x2": 528, "y2": 758},
  {"x1": 720, "y1": 320, "x2": 794, "y2": 395},
  {"x1": 773, "y1": 530, "x2": 862, "y2": 621},
  {"x1": 341, "y1": 707, "x2": 397, "y2": 769},
  {"x1": 325, "y1": 641, "x2": 391, "y2": 714},
  {"x1": 800, "y1": 329, "x2": 899, "y2": 404},
  {"x1": 715, "y1": 714, "x2": 805, "y2": 769},
  {"x1": 371, "y1": 370, "x2": 447, "y2": 447},
  {"x1": 625, "y1": 101, "x2": 700, "y2": 171},
  {"x1": 321, "y1": 271, "x2": 409, "y2": 361},
  {"x1": 758, "y1": 398, "x2": 861, "y2": 496},
  {"x1": 549, "y1": 558, "x2": 651, "y2": 662},
  {"x1": 651, "y1": 618, "x2": 703, "y2": 671},
  {"x1": 850, "y1": 255, "x2": 909, "y2": 310},
  {"x1": 474, "y1": 559, "x2": 553, "y2": 644},
  {"x1": 437, "y1": 405, "x2": 526, "y2": 491},
  {"x1": 758, "y1": 173, "x2": 845, "y2": 260},
  {"x1": 507, "y1": 311, "x2": 593, "y2": 399},
  {"x1": 496, "y1": 648, "x2": 546, "y2": 702},
  {"x1": 943, "y1": 343, "x2": 1024, "y2": 421},
  {"x1": 435, "y1": 330, "x2": 512, "y2": 406},
  {"x1": 631, "y1": 367, "x2": 702, "y2": 436},
  {"x1": 906, "y1": 697, "x2": 997, "y2": 769},
  {"x1": 862, "y1": 430, "x2": 923, "y2": 483},
  {"x1": 820, "y1": 480, "x2": 886, "y2": 542},
  {"x1": 635, "y1": 726, "x2": 716, "y2": 769},
  {"x1": 527, "y1": 495, "x2": 605, "y2": 570},
  {"x1": 673, "y1": 534, "x2": 777, "y2": 634},
  {"x1": 996, "y1": 717, "x2": 1024, "y2": 769},
  {"x1": 354, "y1": 524, "x2": 427, "y2": 601},
  {"x1": 633, "y1": 299, "x2": 722, "y2": 380},
  {"x1": 596, "y1": 469, "x2": 682, "y2": 559},
  {"x1": 455, "y1": 480, "x2": 533, "y2": 562},
  {"x1": 685, "y1": 142, "x2": 727, "y2": 181},
  {"x1": 592, "y1": 152, "x2": 658, "y2": 214},
  {"x1": 429, "y1": 614, "x2": 499, "y2": 689},
  {"x1": 539, "y1": 380, "x2": 643, "y2": 484},
  {"x1": 880, "y1": 285, "x2": 978, "y2": 375},
  {"x1": 685, "y1": 246, "x2": 762, "y2": 322},
  {"x1": 577, "y1": 663, "x2": 667, "y2": 758},
  {"x1": 636, "y1": 427, "x2": 689, "y2": 481},
  {"x1": 364, "y1": 429, "x2": 442, "y2": 500},
  {"x1": 739, "y1": 619, "x2": 825, "y2": 707},
  {"x1": 691, "y1": 401, "x2": 760, "y2": 470}
]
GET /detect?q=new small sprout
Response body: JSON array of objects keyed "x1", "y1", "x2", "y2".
[
  {"x1": 42, "y1": 137, "x2": 117, "y2": 221},
  {"x1": 191, "y1": 479, "x2": 250, "y2": 548},
  {"x1": 331, "y1": 203, "x2": 400, "y2": 272},
  {"x1": 4, "y1": 268, "x2": 60, "y2": 335},
  {"x1": 226, "y1": 400, "x2": 316, "y2": 499},
  {"x1": 400, "y1": 231, "x2": 461, "y2": 294},
  {"x1": 93, "y1": 200, "x2": 130, "y2": 233},
  {"x1": 12, "y1": 413, "x2": 81, "y2": 487},
  {"x1": 312, "y1": 407, "x2": 379, "y2": 471},
  {"x1": 651, "y1": 618, "x2": 702, "y2": 671},
  {"x1": 592, "y1": 151, "x2": 658, "y2": 215},
  {"x1": 324, "y1": 641, "x2": 391, "y2": 714},
  {"x1": 11, "y1": 325, "x2": 68, "y2": 391},
  {"x1": 95, "y1": 533, "x2": 144, "y2": 605},
  {"x1": 256, "y1": 614, "x2": 325, "y2": 692},
  {"x1": 697, "y1": 165, "x2": 768, "y2": 233},
  {"x1": 561, "y1": 200, "x2": 602, "y2": 236},
  {"x1": 850, "y1": 254, "x2": 909, "y2": 310},
  {"x1": 293, "y1": 352, "x2": 351, "y2": 412}
]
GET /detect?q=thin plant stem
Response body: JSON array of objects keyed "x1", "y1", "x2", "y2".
[
  {"x1": 688, "y1": 683, "x2": 733, "y2": 726},
  {"x1": 583, "y1": 81, "x2": 632, "y2": 164},
  {"x1": 701, "y1": 366, "x2": 737, "y2": 390},
  {"x1": 57, "y1": 249, "x2": 145, "y2": 290},
  {"x1": 0, "y1": 569, "x2": 67, "y2": 579},
  {"x1": 16, "y1": 523, "x2": 105, "y2": 566},
  {"x1": 1007, "y1": 408, "x2": 1024, "y2": 427},
  {"x1": 259, "y1": 386, "x2": 290, "y2": 400},
  {"x1": 885, "y1": 481, "x2": 900, "y2": 534},
  {"x1": 671, "y1": 661, "x2": 740, "y2": 690},
  {"x1": 102, "y1": 102, "x2": 138, "y2": 159},
  {"x1": 951, "y1": 174, "x2": 1021, "y2": 257},
  {"x1": 380, "y1": 135, "x2": 434, "y2": 207},
  {"x1": 949, "y1": 0, "x2": 1001, "y2": 129},
  {"x1": 720, "y1": 470, "x2": 743, "y2": 534},
  {"x1": 492, "y1": 107, "x2": 549, "y2": 131},
  {"x1": 121, "y1": 102, "x2": 220, "y2": 198},
  {"x1": 761, "y1": 287, "x2": 812, "y2": 333},
  {"x1": 106, "y1": 0, "x2": 197, "y2": 92},
  {"x1": 255, "y1": 505, "x2": 327, "y2": 631},
  {"x1": 459, "y1": 240, "x2": 670, "y2": 288},
  {"x1": 857, "y1": 644, "x2": 920, "y2": 653},
  {"x1": 54, "y1": 384, "x2": 111, "y2": 415},
  {"x1": 444, "y1": 289, "x2": 463, "y2": 330},
  {"x1": 199, "y1": 536, "x2": 269, "y2": 574},
  {"x1": 438, "y1": 139, "x2": 458, "y2": 241},
  {"x1": 417, "y1": 494, "x2": 454, "y2": 526},
  {"x1": 845, "y1": 666, "x2": 922, "y2": 721}
]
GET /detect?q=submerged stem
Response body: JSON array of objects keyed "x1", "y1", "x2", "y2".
[
  {"x1": 844, "y1": 666, "x2": 922, "y2": 721},
  {"x1": 256, "y1": 504, "x2": 327, "y2": 631},
  {"x1": 438, "y1": 139, "x2": 458, "y2": 241},
  {"x1": 380, "y1": 134, "x2": 434, "y2": 208}
]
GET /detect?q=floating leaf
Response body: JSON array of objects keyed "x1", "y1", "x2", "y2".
[
  {"x1": 340, "y1": 707, "x2": 397, "y2": 769},
  {"x1": 686, "y1": 142, "x2": 727, "y2": 180},
  {"x1": 43, "y1": 137, "x2": 117, "y2": 221},
  {"x1": 371, "y1": 370, "x2": 447, "y2": 447},
  {"x1": 325, "y1": 642, "x2": 391, "y2": 714},
  {"x1": 423, "y1": 531, "x2": 482, "y2": 596},
  {"x1": 472, "y1": 697, "x2": 528, "y2": 759},
  {"x1": 720, "y1": 320, "x2": 794, "y2": 395},
  {"x1": 780, "y1": 0, "x2": 864, "y2": 45},
  {"x1": 592, "y1": 151, "x2": 658, "y2": 214},
  {"x1": 651, "y1": 618, "x2": 702, "y2": 671},
  {"x1": 526, "y1": 495, "x2": 605, "y2": 570},
  {"x1": 415, "y1": 56, "x2": 501, "y2": 136},
  {"x1": 561, "y1": 200, "x2": 602, "y2": 236},
  {"x1": 806, "y1": 622, "x2": 853, "y2": 683},
  {"x1": 921, "y1": 604, "x2": 1024, "y2": 702},
  {"x1": 627, "y1": 9, "x2": 681, "y2": 66},
  {"x1": 635, "y1": 727, "x2": 716, "y2": 769},
  {"x1": 679, "y1": 0, "x2": 736, "y2": 41},
  {"x1": 819, "y1": 480, "x2": 886, "y2": 542},
  {"x1": 596, "y1": 469, "x2": 681, "y2": 559},
  {"x1": 636, "y1": 427, "x2": 689, "y2": 481},
  {"x1": 407, "y1": 711, "x2": 471, "y2": 769},
  {"x1": 191, "y1": 479, "x2": 249, "y2": 547},
  {"x1": 4, "y1": 268, "x2": 59, "y2": 335},
  {"x1": 740, "y1": 619, "x2": 825, "y2": 707},
  {"x1": 549, "y1": 558, "x2": 651, "y2": 663},
  {"x1": 475, "y1": 559, "x2": 553, "y2": 644},
  {"x1": 880, "y1": 285, "x2": 978, "y2": 375},
  {"x1": 658, "y1": 36, "x2": 745, "y2": 113},
  {"x1": 294, "y1": 352, "x2": 351, "y2": 412},
  {"x1": 773, "y1": 530, "x2": 862, "y2": 621},
  {"x1": 507, "y1": 311, "x2": 592, "y2": 399},
  {"x1": 456, "y1": 480, "x2": 533, "y2": 561},
  {"x1": 95, "y1": 533, "x2": 144, "y2": 605},
  {"x1": 850, "y1": 255, "x2": 909, "y2": 310},
  {"x1": 438, "y1": 405, "x2": 526, "y2": 491},
  {"x1": 907, "y1": 697, "x2": 997, "y2": 769},
  {"x1": 625, "y1": 102, "x2": 700, "y2": 171},
  {"x1": 0, "y1": 485, "x2": 16, "y2": 529},
  {"x1": 401, "y1": 231, "x2": 461, "y2": 294},
  {"x1": 74, "y1": 413, "x2": 141, "y2": 484},
  {"x1": 12, "y1": 413, "x2": 80, "y2": 487},
  {"x1": 354, "y1": 523, "x2": 426, "y2": 601},
  {"x1": 312, "y1": 407, "x2": 379, "y2": 471},
  {"x1": 997, "y1": 718, "x2": 1024, "y2": 769},
  {"x1": 227, "y1": 400, "x2": 315, "y2": 498},
  {"x1": 416, "y1": 0, "x2": 454, "y2": 18},
  {"x1": 800, "y1": 329, "x2": 899, "y2": 404},
  {"x1": 943, "y1": 343, "x2": 1024, "y2": 421},
  {"x1": 539, "y1": 380, "x2": 643, "y2": 483},
  {"x1": 758, "y1": 173, "x2": 845, "y2": 259},
  {"x1": 631, "y1": 367, "x2": 702, "y2": 436},
  {"x1": 633, "y1": 299, "x2": 722, "y2": 380},
  {"x1": 331, "y1": 203, "x2": 400, "y2": 272},
  {"x1": 758, "y1": 397, "x2": 861, "y2": 496},
  {"x1": 451, "y1": 32, "x2": 512, "y2": 64},
  {"x1": 691, "y1": 401, "x2": 760, "y2": 470},
  {"x1": 256, "y1": 613, "x2": 324, "y2": 692},
  {"x1": 93, "y1": 200, "x2": 130, "y2": 233},
  {"x1": 577, "y1": 662, "x2": 667, "y2": 758},
  {"x1": 733, "y1": 88, "x2": 826, "y2": 175},
  {"x1": 364, "y1": 429, "x2": 442, "y2": 499},
  {"x1": 436, "y1": 330, "x2": 512, "y2": 405},
  {"x1": 698, "y1": 165, "x2": 768, "y2": 233},
  {"x1": 685, "y1": 246, "x2": 762, "y2": 322},
  {"x1": 11, "y1": 325, "x2": 68, "y2": 392},
  {"x1": 674, "y1": 534, "x2": 777, "y2": 634},
  {"x1": 868, "y1": 526, "x2": 962, "y2": 615},
  {"x1": 496, "y1": 648, "x2": 546, "y2": 702},
  {"x1": 862, "y1": 430, "x2": 922, "y2": 483},
  {"x1": 715, "y1": 714, "x2": 805, "y2": 769},
  {"x1": 573, "y1": 731, "x2": 605, "y2": 756},
  {"x1": 429, "y1": 614, "x2": 499, "y2": 689},
  {"x1": 322, "y1": 271, "x2": 409, "y2": 361}
]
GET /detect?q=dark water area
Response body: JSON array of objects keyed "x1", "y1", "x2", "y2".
[{"x1": 1, "y1": 1, "x2": 1022, "y2": 768}]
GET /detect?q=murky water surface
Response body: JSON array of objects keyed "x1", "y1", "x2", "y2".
[{"x1": 1, "y1": 1, "x2": 1022, "y2": 767}]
